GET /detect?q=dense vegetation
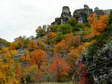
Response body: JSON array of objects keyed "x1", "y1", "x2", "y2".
[{"x1": 0, "y1": 12, "x2": 112, "y2": 84}]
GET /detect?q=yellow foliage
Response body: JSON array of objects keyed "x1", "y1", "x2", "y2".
[
  {"x1": 10, "y1": 42, "x2": 17, "y2": 50},
  {"x1": 10, "y1": 50, "x2": 18, "y2": 56},
  {"x1": 28, "y1": 40, "x2": 38, "y2": 49},
  {"x1": 67, "y1": 40, "x2": 96, "y2": 68},
  {"x1": 6, "y1": 78, "x2": 20, "y2": 84},
  {"x1": 54, "y1": 40, "x2": 68, "y2": 54},
  {"x1": 1, "y1": 47, "x2": 9, "y2": 53},
  {"x1": 37, "y1": 40, "x2": 46, "y2": 49},
  {"x1": 0, "y1": 72, "x2": 5, "y2": 79},
  {"x1": 48, "y1": 32, "x2": 57, "y2": 39}
]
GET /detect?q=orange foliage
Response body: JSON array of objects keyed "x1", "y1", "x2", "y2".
[
  {"x1": 65, "y1": 33, "x2": 81, "y2": 47},
  {"x1": 88, "y1": 13, "x2": 109, "y2": 35},
  {"x1": 65, "y1": 33, "x2": 75, "y2": 45},
  {"x1": 67, "y1": 40, "x2": 96, "y2": 68},
  {"x1": 37, "y1": 72, "x2": 44, "y2": 80},
  {"x1": 28, "y1": 40, "x2": 38, "y2": 49},
  {"x1": 50, "y1": 57, "x2": 70, "y2": 72},
  {"x1": 48, "y1": 32, "x2": 57, "y2": 39},
  {"x1": 84, "y1": 32, "x2": 95, "y2": 39},
  {"x1": 0, "y1": 71, "x2": 5, "y2": 79},
  {"x1": 16, "y1": 64, "x2": 22, "y2": 79},
  {"x1": 10, "y1": 42, "x2": 17, "y2": 49},
  {"x1": 49, "y1": 57, "x2": 70, "y2": 81},
  {"x1": 65, "y1": 33, "x2": 74, "y2": 41},
  {"x1": 54, "y1": 40, "x2": 68, "y2": 54},
  {"x1": 31, "y1": 49, "x2": 47, "y2": 70}
]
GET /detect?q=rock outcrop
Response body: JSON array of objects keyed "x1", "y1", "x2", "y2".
[
  {"x1": 52, "y1": 5, "x2": 112, "y2": 25},
  {"x1": 94, "y1": 7, "x2": 105, "y2": 16},
  {"x1": 94, "y1": 7, "x2": 112, "y2": 15},
  {"x1": 73, "y1": 4, "x2": 93, "y2": 23},
  {"x1": 52, "y1": 6, "x2": 72, "y2": 25}
]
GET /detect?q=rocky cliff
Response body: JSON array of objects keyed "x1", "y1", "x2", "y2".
[{"x1": 52, "y1": 5, "x2": 112, "y2": 25}]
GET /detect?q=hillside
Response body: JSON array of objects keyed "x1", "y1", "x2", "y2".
[{"x1": 0, "y1": 5, "x2": 112, "y2": 84}]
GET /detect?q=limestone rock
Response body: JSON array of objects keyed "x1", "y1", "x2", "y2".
[
  {"x1": 61, "y1": 6, "x2": 71, "y2": 19},
  {"x1": 73, "y1": 4, "x2": 93, "y2": 23},
  {"x1": 51, "y1": 5, "x2": 112, "y2": 25},
  {"x1": 52, "y1": 6, "x2": 72, "y2": 25},
  {"x1": 94, "y1": 7, "x2": 105, "y2": 16}
]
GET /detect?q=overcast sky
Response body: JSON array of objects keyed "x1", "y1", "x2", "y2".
[{"x1": 0, "y1": 0, "x2": 111, "y2": 42}]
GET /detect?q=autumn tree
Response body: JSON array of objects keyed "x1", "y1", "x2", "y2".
[
  {"x1": 16, "y1": 64, "x2": 22, "y2": 80},
  {"x1": 49, "y1": 57, "x2": 70, "y2": 81},
  {"x1": 10, "y1": 42, "x2": 17, "y2": 50},
  {"x1": 46, "y1": 32, "x2": 57, "y2": 45},
  {"x1": 28, "y1": 40, "x2": 38, "y2": 50},
  {"x1": 67, "y1": 40, "x2": 96, "y2": 69},
  {"x1": 54, "y1": 40, "x2": 69, "y2": 57},
  {"x1": 31, "y1": 49, "x2": 47, "y2": 70},
  {"x1": 15, "y1": 36, "x2": 25, "y2": 48},
  {"x1": 65, "y1": 33, "x2": 81, "y2": 47},
  {"x1": 88, "y1": 13, "x2": 109, "y2": 35}
]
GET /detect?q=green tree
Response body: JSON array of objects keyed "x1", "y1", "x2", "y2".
[
  {"x1": 58, "y1": 24, "x2": 72, "y2": 34},
  {"x1": 68, "y1": 18, "x2": 77, "y2": 26}
]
